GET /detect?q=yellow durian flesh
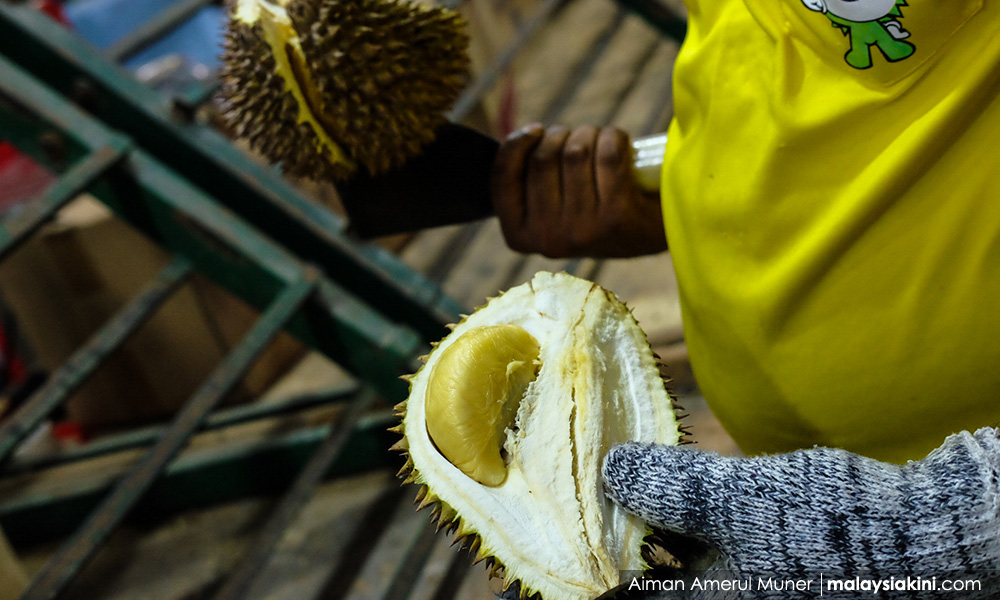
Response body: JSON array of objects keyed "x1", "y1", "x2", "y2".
[
  {"x1": 425, "y1": 325, "x2": 540, "y2": 487},
  {"x1": 401, "y1": 272, "x2": 680, "y2": 600}
]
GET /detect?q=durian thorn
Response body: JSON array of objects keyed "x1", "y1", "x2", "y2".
[
  {"x1": 415, "y1": 495, "x2": 435, "y2": 512},
  {"x1": 393, "y1": 400, "x2": 407, "y2": 412},
  {"x1": 417, "y1": 354, "x2": 429, "y2": 363},
  {"x1": 444, "y1": 323, "x2": 457, "y2": 330},
  {"x1": 434, "y1": 513, "x2": 458, "y2": 533},
  {"x1": 399, "y1": 374, "x2": 414, "y2": 383},
  {"x1": 489, "y1": 563, "x2": 504, "y2": 579},
  {"x1": 429, "y1": 341, "x2": 440, "y2": 348},
  {"x1": 413, "y1": 486, "x2": 428, "y2": 503},
  {"x1": 386, "y1": 424, "x2": 403, "y2": 434},
  {"x1": 467, "y1": 536, "x2": 481, "y2": 556},
  {"x1": 389, "y1": 438, "x2": 408, "y2": 452}
]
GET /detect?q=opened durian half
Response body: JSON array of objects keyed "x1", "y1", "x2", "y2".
[{"x1": 396, "y1": 272, "x2": 681, "y2": 600}]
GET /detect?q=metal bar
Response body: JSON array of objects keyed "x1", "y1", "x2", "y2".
[
  {"x1": 3, "y1": 384, "x2": 360, "y2": 475},
  {"x1": 429, "y1": 551, "x2": 475, "y2": 600},
  {"x1": 19, "y1": 273, "x2": 317, "y2": 600},
  {"x1": 0, "y1": 144, "x2": 128, "y2": 260},
  {"x1": 104, "y1": 0, "x2": 215, "y2": 63},
  {"x1": 0, "y1": 257, "x2": 192, "y2": 465},
  {"x1": 313, "y1": 486, "x2": 410, "y2": 599},
  {"x1": 173, "y1": 76, "x2": 220, "y2": 113},
  {"x1": 213, "y1": 389, "x2": 378, "y2": 600},
  {"x1": 380, "y1": 519, "x2": 440, "y2": 600},
  {"x1": 540, "y1": 7, "x2": 629, "y2": 124},
  {"x1": 0, "y1": 412, "x2": 399, "y2": 547},
  {"x1": 425, "y1": 222, "x2": 488, "y2": 286},
  {"x1": 639, "y1": 64, "x2": 677, "y2": 136},
  {"x1": 448, "y1": 0, "x2": 569, "y2": 122},
  {"x1": 598, "y1": 37, "x2": 664, "y2": 127},
  {"x1": 612, "y1": 0, "x2": 686, "y2": 42}
]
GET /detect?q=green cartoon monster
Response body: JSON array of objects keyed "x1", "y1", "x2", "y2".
[{"x1": 802, "y1": 0, "x2": 916, "y2": 69}]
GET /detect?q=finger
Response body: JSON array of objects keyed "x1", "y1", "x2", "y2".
[
  {"x1": 602, "y1": 443, "x2": 737, "y2": 546},
  {"x1": 594, "y1": 127, "x2": 634, "y2": 213},
  {"x1": 561, "y1": 125, "x2": 599, "y2": 219},
  {"x1": 491, "y1": 123, "x2": 544, "y2": 251},
  {"x1": 525, "y1": 126, "x2": 570, "y2": 248}
]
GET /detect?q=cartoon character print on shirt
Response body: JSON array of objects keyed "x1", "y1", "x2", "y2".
[{"x1": 801, "y1": 0, "x2": 915, "y2": 69}]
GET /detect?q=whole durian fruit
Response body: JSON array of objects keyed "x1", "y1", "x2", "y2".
[
  {"x1": 219, "y1": 0, "x2": 469, "y2": 180},
  {"x1": 395, "y1": 272, "x2": 681, "y2": 600}
]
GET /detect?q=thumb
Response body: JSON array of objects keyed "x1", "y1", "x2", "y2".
[{"x1": 602, "y1": 443, "x2": 739, "y2": 549}]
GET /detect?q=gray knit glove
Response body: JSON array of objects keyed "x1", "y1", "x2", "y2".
[{"x1": 602, "y1": 428, "x2": 1000, "y2": 599}]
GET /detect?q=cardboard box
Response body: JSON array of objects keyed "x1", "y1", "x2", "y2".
[
  {"x1": 0, "y1": 527, "x2": 26, "y2": 600},
  {"x1": 0, "y1": 198, "x2": 303, "y2": 431}
]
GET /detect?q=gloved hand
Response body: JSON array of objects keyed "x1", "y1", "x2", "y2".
[{"x1": 601, "y1": 428, "x2": 1000, "y2": 599}]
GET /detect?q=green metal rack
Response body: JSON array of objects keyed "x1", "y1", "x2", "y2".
[{"x1": 0, "y1": 1, "x2": 475, "y2": 598}]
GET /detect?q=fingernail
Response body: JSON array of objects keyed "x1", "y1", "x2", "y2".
[{"x1": 512, "y1": 122, "x2": 544, "y2": 138}]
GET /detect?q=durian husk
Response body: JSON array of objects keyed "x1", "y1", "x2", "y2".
[
  {"x1": 219, "y1": 0, "x2": 470, "y2": 180},
  {"x1": 394, "y1": 272, "x2": 681, "y2": 600}
]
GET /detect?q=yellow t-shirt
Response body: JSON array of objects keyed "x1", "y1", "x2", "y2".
[{"x1": 661, "y1": 0, "x2": 1000, "y2": 462}]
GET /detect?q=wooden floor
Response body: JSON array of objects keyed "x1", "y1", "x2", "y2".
[{"x1": 10, "y1": 0, "x2": 745, "y2": 598}]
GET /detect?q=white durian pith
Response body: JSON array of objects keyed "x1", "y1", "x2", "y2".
[{"x1": 399, "y1": 272, "x2": 680, "y2": 600}]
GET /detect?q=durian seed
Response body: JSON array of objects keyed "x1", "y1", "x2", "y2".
[{"x1": 424, "y1": 324, "x2": 540, "y2": 487}]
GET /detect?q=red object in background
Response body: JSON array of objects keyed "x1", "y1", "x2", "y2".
[
  {"x1": 0, "y1": 141, "x2": 17, "y2": 167},
  {"x1": 52, "y1": 421, "x2": 88, "y2": 444},
  {"x1": 0, "y1": 142, "x2": 56, "y2": 211},
  {"x1": 0, "y1": 2, "x2": 70, "y2": 210},
  {"x1": 496, "y1": 71, "x2": 518, "y2": 139},
  {"x1": 37, "y1": 0, "x2": 71, "y2": 26},
  {"x1": 0, "y1": 321, "x2": 27, "y2": 387}
]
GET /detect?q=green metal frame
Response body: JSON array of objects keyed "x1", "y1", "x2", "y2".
[
  {"x1": 0, "y1": 23, "x2": 441, "y2": 598},
  {"x1": 0, "y1": 3, "x2": 463, "y2": 344}
]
